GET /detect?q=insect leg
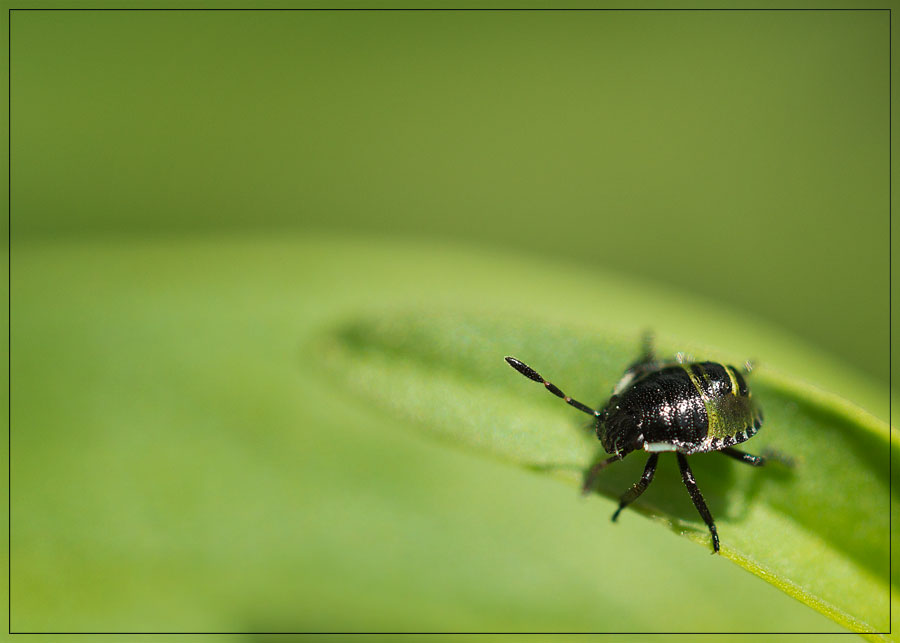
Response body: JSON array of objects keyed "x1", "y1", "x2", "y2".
[
  {"x1": 721, "y1": 447, "x2": 765, "y2": 467},
  {"x1": 622, "y1": 331, "x2": 659, "y2": 380},
  {"x1": 639, "y1": 329, "x2": 655, "y2": 363},
  {"x1": 581, "y1": 453, "x2": 623, "y2": 495},
  {"x1": 504, "y1": 357, "x2": 599, "y2": 417},
  {"x1": 760, "y1": 447, "x2": 796, "y2": 468},
  {"x1": 611, "y1": 453, "x2": 659, "y2": 521},
  {"x1": 676, "y1": 453, "x2": 720, "y2": 553}
]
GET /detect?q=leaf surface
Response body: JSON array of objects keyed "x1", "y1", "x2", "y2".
[{"x1": 320, "y1": 311, "x2": 895, "y2": 637}]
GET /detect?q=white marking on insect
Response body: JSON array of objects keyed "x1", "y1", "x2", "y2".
[
  {"x1": 644, "y1": 442, "x2": 678, "y2": 452},
  {"x1": 613, "y1": 371, "x2": 636, "y2": 395}
]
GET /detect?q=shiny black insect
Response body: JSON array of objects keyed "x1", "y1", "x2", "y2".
[{"x1": 505, "y1": 337, "x2": 768, "y2": 553}]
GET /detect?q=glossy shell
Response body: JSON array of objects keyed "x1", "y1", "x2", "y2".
[{"x1": 598, "y1": 361, "x2": 763, "y2": 457}]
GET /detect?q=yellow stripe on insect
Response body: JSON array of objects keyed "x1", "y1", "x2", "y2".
[
  {"x1": 681, "y1": 363, "x2": 730, "y2": 438},
  {"x1": 681, "y1": 364, "x2": 707, "y2": 400},
  {"x1": 724, "y1": 365, "x2": 741, "y2": 397}
]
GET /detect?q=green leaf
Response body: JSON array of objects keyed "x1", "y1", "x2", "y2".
[
  {"x1": 11, "y1": 235, "x2": 886, "y2": 633},
  {"x1": 319, "y1": 310, "x2": 895, "y2": 637}
]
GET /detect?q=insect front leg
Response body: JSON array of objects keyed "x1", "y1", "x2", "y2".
[
  {"x1": 611, "y1": 453, "x2": 659, "y2": 521},
  {"x1": 676, "y1": 453, "x2": 719, "y2": 553},
  {"x1": 581, "y1": 453, "x2": 623, "y2": 495}
]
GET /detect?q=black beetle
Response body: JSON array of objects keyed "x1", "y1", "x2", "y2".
[{"x1": 505, "y1": 337, "x2": 768, "y2": 553}]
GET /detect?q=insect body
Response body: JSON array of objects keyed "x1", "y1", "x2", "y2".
[{"x1": 505, "y1": 339, "x2": 768, "y2": 553}]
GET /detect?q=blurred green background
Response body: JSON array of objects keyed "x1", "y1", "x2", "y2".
[{"x1": 9, "y1": 6, "x2": 889, "y2": 636}]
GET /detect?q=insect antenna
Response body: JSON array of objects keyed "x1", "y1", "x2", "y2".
[{"x1": 504, "y1": 356, "x2": 600, "y2": 417}]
